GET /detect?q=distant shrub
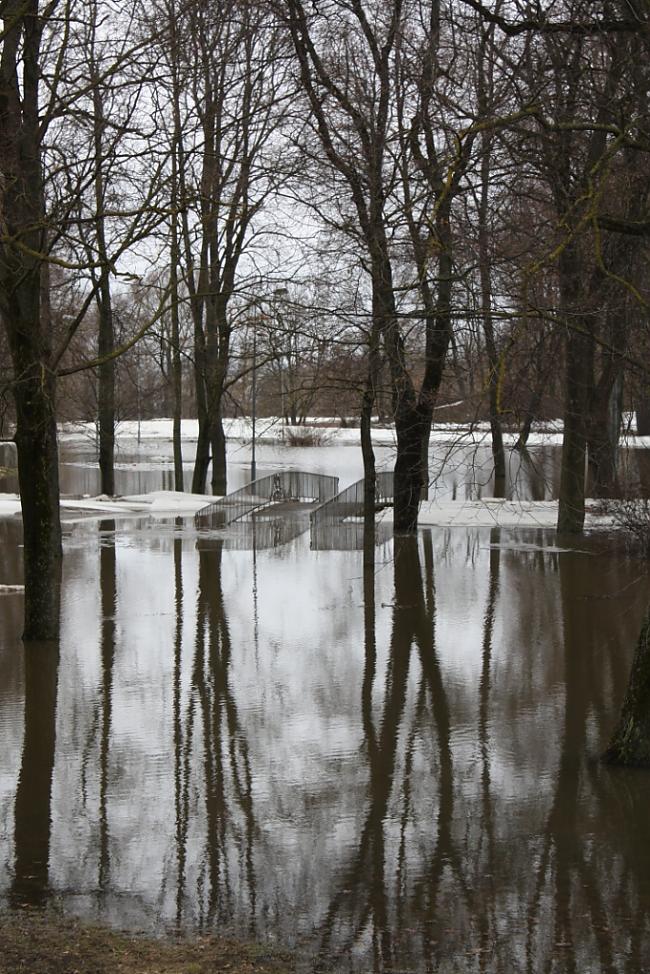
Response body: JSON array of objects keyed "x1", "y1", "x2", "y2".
[
  {"x1": 598, "y1": 496, "x2": 650, "y2": 557},
  {"x1": 283, "y1": 427, "x2": 330, "y2": 447}
]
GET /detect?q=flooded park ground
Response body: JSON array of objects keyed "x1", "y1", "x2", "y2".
[{"x1": 1, "y1": 422, "x2": 650, "y2": 972}]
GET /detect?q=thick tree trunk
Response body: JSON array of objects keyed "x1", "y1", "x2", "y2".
[
  {"x1": 557, "y1": 326, "x2": 591, "y2": 533},
  {"x1": 192, "y1": 417, "x2": 211, "y2": 495},
  {"x1": 210, "y1": 414, "x2": 227, "y2": 495},
  {"x1": 603, "y1": 606, "x2": 650, "y2": 767},
  {"x1": 191, "y1": 303, "x2": 230, "y2": 495},
  {"x1": 557, "y1": 249, "x2": 594, "y2": 534},
  {"x1": 588, "y1": 370, "x2": 623, "y2": 497},
  {"x1": 419, "y1": 427, "x2": 431, "y2": 500},
  {"x1": 394, "y1": 405, "x2": 427, "y2": 533},
  {"x1": 13, "y1": 370, "x2": 63, "y2": 640},
  {"x1": 1, "y1": 0, "x2": 63, "y2": 641}
]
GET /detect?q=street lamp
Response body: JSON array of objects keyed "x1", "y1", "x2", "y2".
[
  {"x1": 272, "y1": 288, "x2": 289, "y2": 436},
  {"x1": 250, "y1": 288, "x2": 289, "y2": 481},
  {"x1": 251, "y1": 318, "x2": 258, "y2": 482}
]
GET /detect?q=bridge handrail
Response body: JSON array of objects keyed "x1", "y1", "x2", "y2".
[
  {"x1": 195, "y1": 470, "x2": 339, "y2": 526},
  {"x1": 310, "y1": 471, "x2": 394, "y2": 527}
]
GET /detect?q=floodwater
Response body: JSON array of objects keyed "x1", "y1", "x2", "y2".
[{"x1": 2, "y1": 438, "x2": 650, "y2": 972}]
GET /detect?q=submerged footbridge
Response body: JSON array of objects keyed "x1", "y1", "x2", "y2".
[
  {"x1": 309, "y1": 471, "x2": 394, "y2": 550},
  {"x1": 194, "y1": 470, "x2": 339, "y2": 535},
  {"x1": 194, "y1": 469, "x2": 395, "y2": 551}
]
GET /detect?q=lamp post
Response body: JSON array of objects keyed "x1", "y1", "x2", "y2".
[
  {"x1": 250, "y1": 289, "x2": 288, "y2": 480},
  {"x1": 251, "y1": 322, "x2": 257, "y2": 482},
  {"x1": 273, "y1": 288, "x2": 289, "y2": 437}
]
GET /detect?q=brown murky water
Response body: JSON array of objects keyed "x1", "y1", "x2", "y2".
[{"x1": 2, "y1": 441, "x2": 650, "y2": 972}]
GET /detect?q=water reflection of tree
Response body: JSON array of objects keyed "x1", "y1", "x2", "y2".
[
  {"x1": 98, "y1": 520, "x2": 116, "y2": 891},
  {"x1": 319, "y1": 530, "x2": 469, "y2": 970},
  {"x1": 11, "y1": 642, "x2": 60, "y2": 907},
  {"x1": 476, "y1": 528, "x2": 500, "y2": 966},
  {"x1": 174, "y1": 540, "x2": 257, "y2": 930},
  {"x1": 524, "y1": 553, "x2": 650, "y2": 973}
]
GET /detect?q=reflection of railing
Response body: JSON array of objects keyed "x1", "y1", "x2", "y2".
[
  {"x1": 309, "y1": 471, "x2": 394, "y2": 550},
  {"x1": 310, "y1": 520, "x2": 393, "y2": 551},
  {"x1": 198, "y1": 516, "x2": 308, "y2": 551},
  {"x1": 310, "y1": 471, "x2": 394, "y2": 527},
  {"x1": 195, "y1": 470, "x2": 339, "y2": 527}
]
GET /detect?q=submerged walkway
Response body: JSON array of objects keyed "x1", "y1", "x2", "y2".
[
  {"x1": 194, "y1": 470, "x2": 339, "y2": 528},
  {"x1": 193, "y1": 470, "x2": 397, "y2": 551}
]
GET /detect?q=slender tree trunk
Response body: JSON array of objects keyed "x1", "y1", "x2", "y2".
[
  {"x1": 92, "y1": 70, "x2": 115, "y2": 496},
  {"x1": 170, "y1": 142, "x2": 184, "y2": 492},
  {"x1": 97, "y1": 268, "x2": 115, "y2": 496},
  {"x1": 477, "y1": 29, "x2": 505, "y2": 495},
  {"x1": 478, "y1": 160, "x2": 505, "y2": 494},
  {"x1": 514, "y1": 383, "x2": 544, "y2": 452}
]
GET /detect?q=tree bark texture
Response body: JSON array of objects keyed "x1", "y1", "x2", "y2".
[
  {"x1": 603, "y1": 606, "x2": 650, "y2": 767},
  {"x1": 0, "y1": 0, "x2": 63, "y2": 639},
  {"x1": 556, "y1": 249, "x2": 594, "y2": 534},
  {"x1": 93, "y1": 80, "x2": 116, "y2": 496}
]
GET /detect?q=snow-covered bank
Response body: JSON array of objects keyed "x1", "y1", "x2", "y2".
[
  {"x1": 57, "y1": 416, "x2": 650, "y2": 450},
  {"x1": 389, "y1": 498, "x2": 611, "y2": 530},
  {"x1": 0, "y1": 489, "x2": 613, "y2": 532},
  {"x1": 0, "y1": 490, "x2": 216, "y2": 523}
]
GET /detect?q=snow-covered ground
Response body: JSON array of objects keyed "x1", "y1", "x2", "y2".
[
  {"x1": 0, "y1": 488, "x2": 613, "y2": 532},
  {"x1": 0, "y1": 417, "x2": 636, "y2": 529},
  {"x1": 56, "y1": 415, "x2": 650, "y2": 449}
]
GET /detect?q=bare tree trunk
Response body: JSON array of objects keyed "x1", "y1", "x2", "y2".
[
  {"x1": 477, "y1": 164, "x2": 505, "y2": 492},
  {"x1": 588, "y1": 370, "x2": 623, "y2": 497},
  {"x1": 557, "y1": 248, "x2": 594, "y2": 534},
  {"x1": 361, "y1": 322, "x2": 381, "y2": 513},
  {"x1": 91, "y1": 46, "x2": 116, "y2": 496},
  {"x1": 603, "y1": 606, "x2": 650, "y2": 767},
  {"x1": 210, "y1": 414, "x2": 227, "y2": 495},
  {"x1": 97, "y1": 266, "x2": 116, "y2": 496},
  {"x1": 477, "y1": 24, "x2": 505, "y2": 495},
  {"x1": 0, "y1": 1, "x2": 63, "y2": 640},
  {"x1": 170, "y1": 137, "x2": 184, "y2": 492},
  {"x1": 12, "y1": 358, "x2": 63, "y2": 639}
]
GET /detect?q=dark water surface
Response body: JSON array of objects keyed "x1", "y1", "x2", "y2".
[{"x1": 2, "y1": 443, "x2": 650, "y2": 972}]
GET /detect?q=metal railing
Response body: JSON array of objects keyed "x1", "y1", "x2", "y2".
[
  {"x1": 309, "y1": 471, "x2": 394, "y2": 549},
  {"x1": 309, "y1": 471, "x2": 394, "y2": 527},
  {"x1": 195, "y1": 470, "x2": 339, "y2": 527}
]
